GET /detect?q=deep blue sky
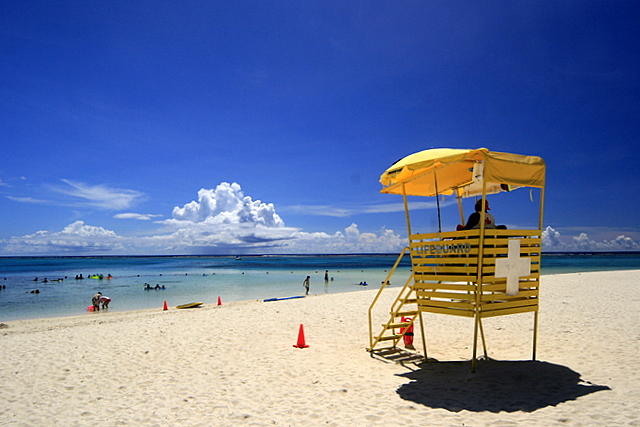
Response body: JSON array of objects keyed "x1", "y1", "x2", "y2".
[{"x1": 1, "y1": 1, "x2": 639, "y2": 255}]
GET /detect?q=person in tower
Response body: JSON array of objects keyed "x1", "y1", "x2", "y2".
[{"x1": 461, "y1": 199, "x2": 506, "y2": 230}]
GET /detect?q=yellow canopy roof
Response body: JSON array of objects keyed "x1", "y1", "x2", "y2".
[{"x1": 380, "y1": 148, "x2": 545, "y2": 197}]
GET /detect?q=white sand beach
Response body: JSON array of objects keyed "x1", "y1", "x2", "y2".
[{"x1": 1, "y1": 270, "x2": 639, "y2": 426}]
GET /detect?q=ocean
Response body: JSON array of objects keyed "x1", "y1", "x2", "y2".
[{"x1": 1, "y1": 253, "x2": 639, "y2": 321}]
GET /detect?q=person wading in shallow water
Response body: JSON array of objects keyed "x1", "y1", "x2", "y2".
[
  {"x1": 91, "y1": 292, "x2": 102, "y2": 311},
  {"x1": 303, "y1": 276, "x2": 310, "y2": 295}
]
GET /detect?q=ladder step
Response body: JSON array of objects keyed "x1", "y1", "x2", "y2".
[
  {"x1": 385, "y1": 322, "x2": 411, "y2": 328},
  {"x1": 375, "y1": 334, "x2": 402, "y2": 342},
  {"x1": 395, "y1": 311, "x2": 419, "y2": 317},
  {"x1": 401, "y1": 299, "x2": 417, "y2": 304}
]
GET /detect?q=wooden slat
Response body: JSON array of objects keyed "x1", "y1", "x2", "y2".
[
  {"x1": 410, "y1": 239, "x2": 483, "y2": 245},
  {"x1": 385, "y1": 322, "x2": 411, "y2": 328},
  {"x1": 412, "y1": 254, "x2": 541, "y2": 263},
  {"x1": 416, "y1": 284, "x2": 475, "y2": 292},
  {"x1": 412, "y1": 259, "x2": 479, "y2": 266},
  {"x1": 409, "y1": 243, "x2": 480, "y2": 250},
  {"x1": 375, "y1": 334, "x2": 402, "y2": 342},
  {"x1": 409, "y1": 231, "x2": 464, "y2": 241},
  {"x1": 477, "y1": 247, "x2": 541, "y2": 256},
  {"x1": 477, "y1": 284, "x2": 539, "y2": 293},
  {"x1": 409, "y1": 229, "x2": 541, "y2": 242},
  {"x1": 413, "y1": 263, "x2": 478, "y2": 271},
  {"x1": 417, "y1": 291, "x2": 538, "y2": 304},
  {"x1": 418, "y1": 305, "x2": 475, "y2": 317},
  {"x1": 411, "y1": 236, "x2": 541, "y2": 245},
  {"x1": 409, "y1": 238, "x2": 482, "y2": 247},
  {"x1": 482, "y1": 237, "x2": 541, "y2": 245},
  {"x1": 416, "y1": 290, "x2": 476, "y2": 301},
  {"x1": 410, "y1": 244, "x2": 481, "y2": 252},
  {"x1": 481, "y1": 246, "x2": 541, "y2": 253},
  {"x1": 413, "y1": 265, "x2": 541, "y2": 276},
  {"x1": 478, "y1": 267, "x2": 541, "y2": 274},
  {"x1": 395, "y1": 310, "x2": 419, "y2": 317},
  {"x1": 416, "y1": 298, "x2": 474, "y2": 309},
  {"x1": 481, "y1": 305, "x2": 538, "y2": 318},
  {"x1": 412, "y1": 257, "x2": 478, "y2": 265},
  {"x1": 414, "y1": 282, "x2": 476, "y2": 292},
  {"x1": 410, "y1": 251, "x2": 480, "y2": 259},
  {"x1": 481, "y1": 298, "x2": 539, "y2": 312},
  {"x1": 413, "y1": 265, "x2": 478, "y2": 275},
  {"x1": 414, "y1": 273, "x2": 480, "y2": 282}
]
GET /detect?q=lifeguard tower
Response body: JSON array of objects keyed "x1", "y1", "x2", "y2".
[{"x1": 367, "y1": 148, "x2": 546, "y2": 371}]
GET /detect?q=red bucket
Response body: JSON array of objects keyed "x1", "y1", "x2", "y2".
[{"x1": 400, "y1": 316, "x2": 414, "y2": 346}]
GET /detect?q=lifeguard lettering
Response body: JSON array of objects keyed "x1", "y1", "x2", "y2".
[{"x1": 414, "y1": 243, "x2": 471, "y2": 255}]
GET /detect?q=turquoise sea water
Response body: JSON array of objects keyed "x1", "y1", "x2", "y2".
[{"x1": 1, "y1": 253, "x2": 639, "y2": 321}]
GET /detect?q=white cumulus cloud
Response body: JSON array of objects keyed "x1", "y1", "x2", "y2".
[
  {"x1": 18, "y1": 182, "x2": 640, "y2": 256},
  {"x1": 280, "y1": 224, "x2": 404, "y2": 254},
  {"x1": 542, "y1": 226, "x2": 640, "y2": 251},
  {"x1": 0, "y1": 181, "x2": 404, "y2": 255},
  {"x1": 169, "y1": 182, "x2": 284, "y2": 227},
  {"x1": 2, "y1": 221, "x2": 125, "y2": 254},
  {"x1": 0, "y1": 219, "x2": 403, "y2": 255}
]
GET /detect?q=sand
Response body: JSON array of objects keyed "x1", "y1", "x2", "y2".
[{"x1": 1, "y1": 270, "x2": 639, "y2": 426}]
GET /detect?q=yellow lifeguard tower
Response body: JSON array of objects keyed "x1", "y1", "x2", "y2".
[{"x1": 368, "y1": 148, "x2": 546, "y2": 371}]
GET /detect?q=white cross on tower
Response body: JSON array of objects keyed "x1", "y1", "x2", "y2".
[{"x1": 495, "y1": 239, "x2": 531, "y2": 296}]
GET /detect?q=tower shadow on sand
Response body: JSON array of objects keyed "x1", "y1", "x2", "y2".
[{"x1": 396, "y1": 358, "x2": 610, "y2": 413}]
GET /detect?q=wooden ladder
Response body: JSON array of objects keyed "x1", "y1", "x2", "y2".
[{"x1": 368, "y1": 267, "x2": 421, "y2": 353}]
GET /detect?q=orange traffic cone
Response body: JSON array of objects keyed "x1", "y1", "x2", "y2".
[
  {"x1": 293, "y1": 324, "x2": 309, "y2": 348},
  {"x1": 217, "y1": 296, "x2": 222, "y2": 306},
  {"x1": 163, "y1": 301, "x2": 168, "y2": 311}
]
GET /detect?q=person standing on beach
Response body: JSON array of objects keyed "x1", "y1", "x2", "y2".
[{"x1": 303, "y1": 276, "x2": 310, "y2": 295}]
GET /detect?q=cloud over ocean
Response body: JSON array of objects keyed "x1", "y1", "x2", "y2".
[
  {"x1": 2, "y1": 182, "x2": 638, "y2": 256},
  {"x1": 2, "y1": 183, "x2": 405, "y2": 255}
]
